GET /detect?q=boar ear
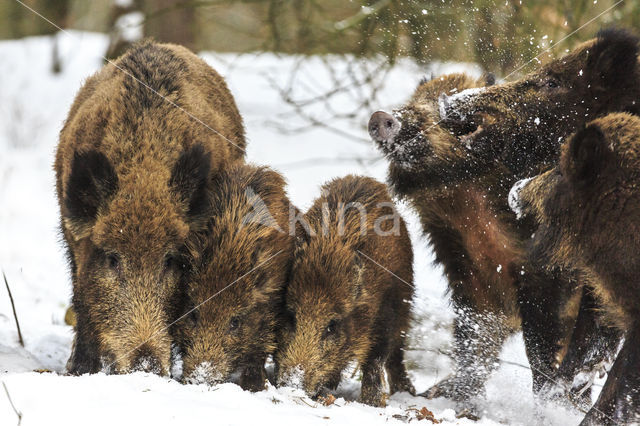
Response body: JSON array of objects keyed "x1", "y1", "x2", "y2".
[
  {"x1": 590, "y1": 28, "x2": 639, "y2": 87},
  {"x1": 564, "y1": 124, "x2": 611, "y2": 185},
  {"x1": 170, "y1": 144, "x2": 212, "y2": 221},
  {"x1": 63, "y1": 150, "x2": 118, "y2": 240}
]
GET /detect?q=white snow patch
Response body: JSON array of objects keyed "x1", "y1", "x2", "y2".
[
  {"x1": 115, "y1": 12, "x2": 144, "y2": 43},
  {"x1": 438, "y1": 87, "x2": 486, "y2": 120},
  {"x1": 508, "y1": 177, "x2": 533, "y2": 219}
]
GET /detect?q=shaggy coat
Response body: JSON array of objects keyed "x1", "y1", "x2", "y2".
[
  {"x1": 177, "y1": 163, "x2": 295, "y2": 391},
  {"x1": 440, "y1": 29, "x2": 640, "y2": 178},
  {"x1": 55, "y1": 40, "x2": 246, "y2": 375},
  {"x1": 371, "y1": 72, "x2": 597, "y2": 411},
  {"x1": 515, "y1": 112, "x2": 640, "y2": 425},
  {"x1": 276, "y1": 176, "x2": 415, "y2": 407}
]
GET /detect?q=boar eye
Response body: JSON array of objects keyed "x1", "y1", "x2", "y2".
[
  {"x1": 106, "y1": 253, "x2": 120, "y2": 270},
  {"x1": 324, "y1": 319, "x2": 340, "y2": 337},
  {"x1": 546, "y1": 79, "x2": 559, "y2": 89},
  {"x1": 164, "y1": 254, "x2": 176, "y2": 270},
  {"x1": 229, "y1": 316, "x2": 240, "y2": 331}
]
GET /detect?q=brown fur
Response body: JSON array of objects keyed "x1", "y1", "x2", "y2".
[
  {"x1": 275, "y1": 176, "x2": 415, "y2": 407},
  {"x1": 176, "y1": 163, "x2": 295, "y2": 391},
  {"x1": 440, "y1": 28, "x2": 640, "y2": 178},
  {"x1": 55, "y1": 40, "x2": 246, "y2": 375},
  {"x1": 372, "y1": 72, "x2": 583, "y2": 411},
  {"x1": 517, "y1": 112, "x2": 640, "y2": 425}
]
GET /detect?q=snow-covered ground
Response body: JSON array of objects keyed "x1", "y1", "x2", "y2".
[{"x1": 0, "y1": 32, "x2": 586, "y2": 425}]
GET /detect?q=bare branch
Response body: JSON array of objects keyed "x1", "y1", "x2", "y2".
[
  {"x1": 3, "y1": 271, "x2": 24, "y2": 347},
  {"x1": 2, "y1": 382, "x2": 22, "y2": 426}
]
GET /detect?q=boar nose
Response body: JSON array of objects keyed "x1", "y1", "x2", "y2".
[
  {"x1": 131, "y1": 345, "x2": 162, "y2": 374},
  {"x1": 368, "y1": 111, "x2": 400, "y2": 142}
]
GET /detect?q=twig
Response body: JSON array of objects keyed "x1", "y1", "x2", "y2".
[
  {"x1": 3, "y1": 271, "x2": 24, "y2": 347},
  {"x1": 2, "y1": 382, "x2": 22, "y2": 426}
]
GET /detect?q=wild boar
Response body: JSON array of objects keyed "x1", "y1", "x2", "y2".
[
  {"x1": 276, "y1": 175, "x2": 415, "y2": 407},
  {"x1": 55, "y1": 40, "x2": 246, "y2": 375},
  {"x1": 177, "y1": 163, "x2": 295, "y2": 391}
]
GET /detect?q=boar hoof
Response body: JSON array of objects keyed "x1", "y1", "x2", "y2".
[
  {"x1": 421, "y1": 376, "x2": 461, "y2": 400},
  {"x1": 359, "y1": 389, "x2": 388, "y2": 408},
  {"x1": 389, "y1": 375, "x2": 416, "y2": 396}
]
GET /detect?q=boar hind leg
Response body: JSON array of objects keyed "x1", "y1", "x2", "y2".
[
  {"x1": 421, "y1": 305, "x2": 511, "y2": 403},
  {"x1": 360, "y1": 357, "x2": 387, "y2": 407},
  {"x1": 386, "y1": 343, "x2": 416, "y2": 396},
  {"x1": 239, "y1": 354, "x2": 268, "y2": 392},
  {"x1": 543, "y1": 287, "x2": 621, "y2": 409},
  {"x1": 581, "y1": 326, "x2": 640, "y2": 426}
]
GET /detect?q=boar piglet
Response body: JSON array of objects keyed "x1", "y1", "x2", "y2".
[
  {"x1": 276, "y1": 175, "x2": 415, "y2": 407},
  {"x1": 178, "y1": 163, "x2": 295, "y2": 391}
]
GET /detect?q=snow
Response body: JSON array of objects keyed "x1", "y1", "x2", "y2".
[
  {"x1": 508, "y1": 177, "x2": 533, "y2": 219},
  {"x1": 114, "y1": 12, "x2": 144, "y2": 43},
  {"x1": 438, "y1": 87, "x2": 486, "y2": 120},
  {"x1": 0, "y1": 32, "x2": 585, "y2": 425}
]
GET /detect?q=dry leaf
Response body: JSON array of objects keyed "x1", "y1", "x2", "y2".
[
  {"x1": 320, "y1": 394, "x2": 336, "y2": 406},
  {"x1": 416, "y1": 407, "x2": 441, "y2": 423}
]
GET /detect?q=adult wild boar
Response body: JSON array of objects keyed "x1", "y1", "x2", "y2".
[
  {"x1": 513, "y1": 113, "x2": 640, "y2": 425},
  {"x1": 369, "y1": 71, "x2": 606, "y2": 413},
  {"x1": 178, "y1": 163, "x2": 295, "y2": 391},
  {"x1": 439, "y1": 28, "x2": 640, "y2": 178},
  {"x1": 276, "y1": 176, "x2": 415, "y2": 407},
  {"x1": 56, "y1": 40, "x2": 246, "y2": 375}
]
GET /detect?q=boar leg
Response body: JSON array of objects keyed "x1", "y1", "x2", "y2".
[
  {"x1": 580, "y1": 326, "x2": 640, "y2": 426},
  {"x1": 542, "y1": 287, "x2": 621, "y2": 409},
  {"x1": 360, "y1": 357, "x2": 387, "y2": 407},
  {"x1": 421, "y1": 304, "x2": 511, "y2": 404},
  {"x1": 239, "y1": 354, "x2": 268, "y2": 392},
  {"x1": 66, "y1": 311, "x2": 102, "y2": 374},
  {"x1": 386, "y1": 343, "x2": 416, "y2": 396},
  {"x1": 517, "y1": 269, "x2": 574, "y2": 394}
]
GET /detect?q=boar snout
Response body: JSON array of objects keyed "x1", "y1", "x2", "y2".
[
  {"x1": 278, "y1": 365, "x2": 305, "y2": 389},
  {"x1": 369, "y1": 111, "x2": 400, "y2": 143},
  {"x1": 185, "y1": 361, "x2": 225, "y2": 386},
  {"x1": 131, "y1": 345, "x2": 163, "y2": 375}
]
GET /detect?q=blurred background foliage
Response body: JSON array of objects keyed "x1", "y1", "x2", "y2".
[{"x1": 2, "y1": 0, "x2": 640, "y2": 77}]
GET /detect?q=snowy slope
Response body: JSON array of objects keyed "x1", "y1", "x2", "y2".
[{"x1": 0, "y1": 32, "x2": 584, "y2": 425}]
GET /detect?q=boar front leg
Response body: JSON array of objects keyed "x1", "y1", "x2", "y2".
[
  {"x1": 66, "y1": 308, "x2": 102, "y2": 375},
  {"x1": 541, "y1": 286, "x2": 621, "y2": 409},
  {"x1": 581, "y1": 326, "x2": 640, "y2": 426},
  {"x1": 517, "y1": 268, "x2": 576, "y2": 394},
  {"x1": 386, "y1": 343, "x2": 416, "y2": 396},
  {"x1": 360, "y1": 357, "x2": 386, "y2": 407},
  {"x1": 421, "y1": 305, "x2": 511, "y2": 412}
]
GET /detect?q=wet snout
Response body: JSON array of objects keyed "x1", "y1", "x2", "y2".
[
  {"x1": 131, "y1": 344, "x2": 163, "y2": 374},
  {"x1": 184, "y1": 361, "x2": 225, "y2": 386},
  {"x1": 368, "y1": 111, "x2": 400, "y2": 143}
]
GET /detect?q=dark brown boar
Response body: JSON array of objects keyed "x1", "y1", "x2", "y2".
[
  {"x1": 55, "y1": 40, "x2": 246, "y2": 376},
  {"x1": 369, "y1": 73, "x2": 599, "y2": 414},
  {"x1": 514, "y1": 112, "x2": 640, "y2": 425},
  {"x1": 177, "y1": 163, "x2": 295, "y2": 391},
  {"x1": 439, "y1": 28, "x2": 640, "y2": 178},
  {"x1": 275, "y1": 175, "x2": 415, "y2": 407}
]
